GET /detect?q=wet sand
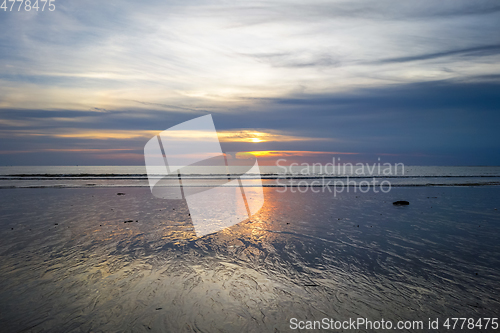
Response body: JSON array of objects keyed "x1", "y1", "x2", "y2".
[{"x1": 0, "y1": 186, "x2": 499, "y2": 332}]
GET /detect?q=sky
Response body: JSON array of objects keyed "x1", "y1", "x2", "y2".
[{"x1": 0, "y1": 0, "x2": 499, "y2": 166}]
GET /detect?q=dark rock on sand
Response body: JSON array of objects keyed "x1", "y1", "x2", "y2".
[
  {"x1": 393, "y1": 200, "x2": 409, "y2": 206},
  {"x1": 117, "y1": 193, "x2": 125, "y2": 195},
  {"x1": 124, "y1": 220, "x2": 134, "y2": 223}
]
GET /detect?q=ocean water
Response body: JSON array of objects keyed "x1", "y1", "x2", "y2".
[
  {"x1": 0, "y1": 166, "x2": 499, "y2": 332},
  {"x1": 0, "y1": 166, "x2": 499, "y2": 188}
]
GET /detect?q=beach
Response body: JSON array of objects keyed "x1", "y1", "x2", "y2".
[
  {"x1": 1, "y1": 185, "x2": 499, "y2": 332},
  {"x1": 2, "y1": 0, "x2": 500, "y2": 330}
]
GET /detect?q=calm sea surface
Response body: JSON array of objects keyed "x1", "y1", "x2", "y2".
[{"x1": 0, "y1": 166, "x2": 499, "y2": 188}]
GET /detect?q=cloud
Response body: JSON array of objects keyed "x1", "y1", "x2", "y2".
[
  {"x1": 217, "y1": 130, "x2": 330, "y2": 143},
  {"x1": 1, "y1": 78, "x2": 499, "y2": 155},
  {"x1": 375, "y1": 44, "x2": 500, "y2": 64},
  {"x1": 241, "y1": 52, "x2": 341, "y2": 68},
  {"x1": 1, "y1": 0, "x2": 500, "y2": 111},
  {"x1": 0, "y1": 0, "x2": 500, "y2": 165}
]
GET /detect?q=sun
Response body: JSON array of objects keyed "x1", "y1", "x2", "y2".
[{"x1": 250, "y1": 137, "x2": 263, "y2": 143}]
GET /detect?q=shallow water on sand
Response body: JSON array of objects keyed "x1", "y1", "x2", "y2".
[{"x1": 0, "y1": 187, "x2": 499, "y2": 332}]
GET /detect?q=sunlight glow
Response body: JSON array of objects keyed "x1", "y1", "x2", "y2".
[
  {"x1": 217, "y1": 130, "x2": 326, "y2": 143},
  {"x1": 243, "y1": 150, "x2": 359, "y2": 158}
]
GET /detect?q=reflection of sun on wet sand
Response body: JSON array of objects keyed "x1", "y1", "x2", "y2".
[{"x1": 0, "y1": 186, "x2": 499, "y2": 332}]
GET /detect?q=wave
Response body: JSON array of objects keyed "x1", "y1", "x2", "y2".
[
  {"x1": 1, "y1": 182, "x2": 499, "y2": 189},
  {"x1": 2, "y1": 174, "x2": 500, "y2": 180}
]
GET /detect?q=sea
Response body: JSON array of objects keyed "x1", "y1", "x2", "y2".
[{"x1": 0, "y1": 165, "x2": 499, "y2": 188}]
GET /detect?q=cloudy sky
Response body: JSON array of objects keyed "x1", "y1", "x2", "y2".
[{"x1": 0, "y1": 0, "x2": 499, "y2": 165}]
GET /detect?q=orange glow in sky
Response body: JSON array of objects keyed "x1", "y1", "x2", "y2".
[{"x1": 243, "y1": 150, "x2": 358, "y2": 158}]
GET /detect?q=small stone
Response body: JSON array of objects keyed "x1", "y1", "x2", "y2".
[
  {"x1": 54, "y1": 223, "x2": 58, "y2": 225},
  {"x1": 117, "y1": 193, "x2": 125, "y2": 195},
  {"x1": 393, "y1": 201, "x2": 409, "y2": 206},
  {"x1": 155, "y1": 307, "x2": 162, "y2": 310}
]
